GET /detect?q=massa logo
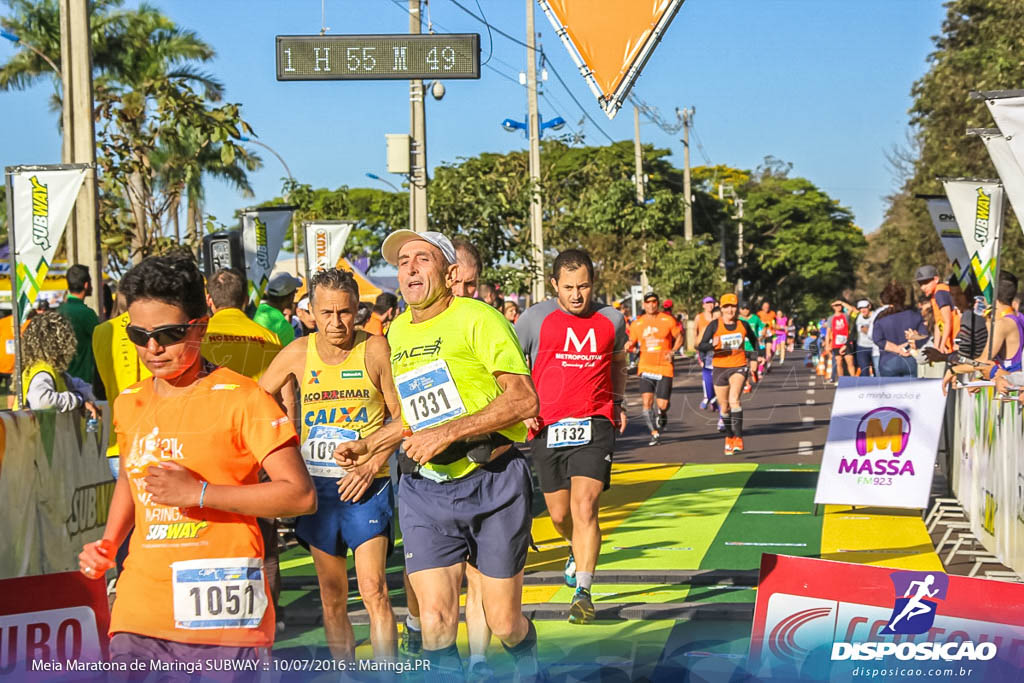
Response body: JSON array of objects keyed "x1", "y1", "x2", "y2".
[
  {"x1": 856, "y1": 407, "x2": 911, "y2": 457},
  {"x1": 29, "y1": 176, "x2": 51, "y2": 250}
]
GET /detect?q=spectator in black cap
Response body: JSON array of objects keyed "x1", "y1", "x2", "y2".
[{"x1": 916, "y1": 264, "x2": 955, "y2": 354}]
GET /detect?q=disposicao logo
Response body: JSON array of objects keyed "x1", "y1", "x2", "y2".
[
  {"x1": 883, "y1": 571, "x2": 948, "y2": 635},
  {"x1": 838, "y1": 407, "x2": 914, "y2": 477},
  {"x1": 832, "y1": 571, "x2": 997, "y2": 662}
]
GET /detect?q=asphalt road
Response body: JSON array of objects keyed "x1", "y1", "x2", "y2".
[{"x1": 616, "y1": 350, "x2": 835, "y2": 465}]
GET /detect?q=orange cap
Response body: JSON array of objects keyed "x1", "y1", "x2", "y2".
[{"x1": 720, "y1": 293, "x2": 738, "y2": 306}]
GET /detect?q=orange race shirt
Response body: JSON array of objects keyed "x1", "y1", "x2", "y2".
[
  {"x1": 757, "y1": 310, "x2": 777, "y2": 335},
  {"x1": 694, "y1": 311, "x2": 715, "y2": 345},
  {"x1": 362, "y1": 312, "x2": 385, "y2": 336},
  {"x1": 629, "y1": 312, "x2": 681, "y2": 378},
  {"x1": 110, "y1": 367, "x2": 298, "y2": 647}
]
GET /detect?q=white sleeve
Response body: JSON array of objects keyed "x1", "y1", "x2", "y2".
[{"x1": 25, "y1": 372, "x2": 84, "y2": 412}]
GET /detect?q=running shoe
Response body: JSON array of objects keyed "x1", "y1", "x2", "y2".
[
  {"x1": 743, "y1": 384, "x2": 752, "y2": 394},
  {"x1": 648, "y1": 432, "x2": 660, "y2": 446},
  {"x1": 399, "y1": 624, "x2": 423, "y2": 657},
  {"x1": 717, "y1": 417, "x2": 725, "y2": 432},
  {"x1": 700, "y1": 398, "x2": 709, "y2": 410},
  {"x1": 568, "y1": 587, "x2": 596, "y2": 624},
  {"x1": 656, "y1": 412, "x2": 667, "y2": 430},
  {"x1": 467, "y1": 660, "x2": 496, "y2": 683},
  {"x1": 724, "y1": 437, "x2": 735, "y2": 455},
  {"x1": 563, "y1": 551, "x2": 577, "y2": 588},
  {"x1": 733, "y1": 437, "x2": 745, "y2": 453}
]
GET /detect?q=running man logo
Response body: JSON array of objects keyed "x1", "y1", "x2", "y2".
[
  {"x1": 855, "y1": 407, "x2": 911, "y2": 457},
  {"x1": 29, "y1": 176, "x2": 51, "y2": 250},
  {"x1": 974, "y1": 187, "x2": 991, "y2": 243},
  {"x1": 882, "y1": 571, "x2": 949, "y2": 635},
  {"x1": 254, "y1": 217, "x2": 270, "y2": 269},
  {"x1": 309, "y1": 370, "x2": 320, "y2": 385},
  {"x1": 564, "y1": 327, "x2": 597, "y2": 353}
]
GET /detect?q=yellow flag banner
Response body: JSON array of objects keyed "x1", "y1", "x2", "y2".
[{"x1": 538, "y1": 0, "x2": 685, "y2": 119}]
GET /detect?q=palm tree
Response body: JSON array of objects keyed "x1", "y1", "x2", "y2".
[{"x1": 1, "y1": 1, "x2": 258, "y2": 263}]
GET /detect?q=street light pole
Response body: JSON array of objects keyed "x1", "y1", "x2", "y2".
[
  {"x1": 366, "y1": 172, "x2": 402, "y2": 193},
  {"x1": 525, "y1": 0, "x2": 545, "y2": 303},
  {"x1": 409, "y1": 0, "x2": 428, "y2": 233},
  {"x1": 681, "y1": 107, "x2": 694, "y2": 241},
  {"x1": 59, "y1": 0, "x2": 100, "y2": 316},
  {"x1": 634, "y1": 105, "x2": 649, "y2": 295}
]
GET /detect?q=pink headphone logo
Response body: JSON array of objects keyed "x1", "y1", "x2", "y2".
[{"x1": 855, "y1": 407, "x2": 911, "y2": 457}]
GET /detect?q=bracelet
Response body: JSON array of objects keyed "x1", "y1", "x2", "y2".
[{"x1": 199, "y1": 481, "x2": 209, "y2": 508}]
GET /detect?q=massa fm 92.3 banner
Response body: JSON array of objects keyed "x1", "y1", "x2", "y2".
[
  {"x1": 814, "y1": 377, "x2": 944, "y2": 510},
  {"x1": 5, "y1": 164, "x2": 88, "y2": 319}
]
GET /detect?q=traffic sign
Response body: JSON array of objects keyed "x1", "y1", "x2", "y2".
[{"x1": 276, "y1": 34, "x2": 480, "y2": 81}]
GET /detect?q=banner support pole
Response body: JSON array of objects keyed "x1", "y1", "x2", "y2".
[
  {"x1": 986, "y1": 187, "x2": 1006, "y2": 362},
  {"x1": 5, "y1": 171, "x2": 23, "y2": 410}
]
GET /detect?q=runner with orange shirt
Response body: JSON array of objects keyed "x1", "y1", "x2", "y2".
[
  {"x1": 77, "y1": 255, "x2": 315, "y2": 670},
  {"x1": 626, "y1": 292, "x2": 683, "y2": 445},
  {"x1": 757, "y1": 301, "x2": 777, "y2": 373}
]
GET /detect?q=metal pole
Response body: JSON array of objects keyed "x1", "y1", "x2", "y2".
[
  {"x1": 409, "y1": 0, "x2": 428, "y2": 233},
  {"x1": 248, "y1": 139, "x2": 299, "y2": 275},
  {"x1": 634, "y1": 105, "x2": 649, "y2": 295},
  {"x1": 58, "y1": 0, "x2": 74, "y2": 261},
  {"x1": 718, "y1": 183, "x2": 727, "y2": 280},
  {"x1": 985, "y1": 189, "x2": 1006, "y2": 361},
  {"x1": 62, "y1": 0, "x2": 101, "y2": 316},
  {"x1": 526, "y1": 0, "x2": 545, "y2": 302},
  {"x1": 5, "y1": 172, "x2": 24, "y2": 409},
  {"x1": 683, "y1": 107, "x2": 693, "y2": 242},
  {"x1": 737, "y1": 199, "x2": 745, "y2": 300}
]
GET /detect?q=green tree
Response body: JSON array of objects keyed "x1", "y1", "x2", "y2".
[
  {"x1": 739, "y1": 161, "x2": 866, "y2": 316},
  {"x1": 1, "y1": 1, "x2": 260, "y2": 267},
  {"x1": 872, "y1": 0, "x2": 1024, "y2": 288}
]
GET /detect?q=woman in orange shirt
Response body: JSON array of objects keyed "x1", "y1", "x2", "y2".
[
  {"x1": 697, "y1": 293, "x2": 760, "y2": 455},
  {"x1": 78, "y1": 256, "x2": 315, "y2": 670}
]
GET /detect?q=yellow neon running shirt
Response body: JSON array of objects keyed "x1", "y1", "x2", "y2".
[
  {"x1": 386, "y1": 296, "x2": 530, "y2": 445},
  {"x1": 300, "y1": 331, "x2": 388, "y2": 477}
]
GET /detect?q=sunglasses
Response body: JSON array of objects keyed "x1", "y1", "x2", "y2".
[{"x1": 125, "y1": 319, "x2": 201, "y2": 347}]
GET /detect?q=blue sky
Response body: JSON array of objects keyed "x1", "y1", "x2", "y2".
[{"x1": 1, "y1": 0, "x2": 947, "y2": 234}]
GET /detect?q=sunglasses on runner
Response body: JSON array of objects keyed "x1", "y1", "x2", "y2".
[{"x1": 125, "y1": 320, "x2": 201, "y2": 347}]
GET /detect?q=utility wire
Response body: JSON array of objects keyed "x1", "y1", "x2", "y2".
[
  {"x1": 543, "y1": 53, "x2": 615, "y2": 143},
  {"x1": 447, "y1": 0, "x2": 534, "y2": 50},
  {"x1": 473, "y1": 0, "x2": 494, "y2": 66}
]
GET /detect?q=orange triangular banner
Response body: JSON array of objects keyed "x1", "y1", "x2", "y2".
[{"x1": 539, "y1": 0, "x2": 686, "y2": 119}]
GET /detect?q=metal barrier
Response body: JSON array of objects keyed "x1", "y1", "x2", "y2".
[
  {"x1": 950, "y1": 387, "x2": 1024, "y2": 576},
  {"x1": 0, "y1": 408, "x2": 111, "y2": 579}
]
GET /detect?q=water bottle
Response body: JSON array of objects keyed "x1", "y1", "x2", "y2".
[{"x1": 86, "y1": 417, "x2": 99, "y2": 433}]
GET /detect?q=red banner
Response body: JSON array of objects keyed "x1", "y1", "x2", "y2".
[
  {"x1": 0, "y1": 571, "x2": 110, "y2": 677},
  {"x1": 749, "y1": 555, "x2": 1024, "y2": 679}
]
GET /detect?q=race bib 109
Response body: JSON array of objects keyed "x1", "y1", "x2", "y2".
[
  {"x1": 172, "y1": 557, "x2": 268, "y2": 630},
  {"x1": 301, "y1": 425, "x2": 359, "y2": 478},
  {"x1": 395, "y1": 359, "x2": 467, "y2": 431}
]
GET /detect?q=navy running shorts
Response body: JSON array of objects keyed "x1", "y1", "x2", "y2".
[
  {"x1": 399, "y1": 449, "x2": 532, "y2": 579},
  {"x1": 531, "y1": 416, "x2": 615, "y2": 493},
  {"x1": 296, "y1": 476, "x2": 394, "y2": 558}
]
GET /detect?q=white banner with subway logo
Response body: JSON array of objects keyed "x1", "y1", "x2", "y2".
[
  {"x1": 303, "y1": 221, "x2": 354, "y2": 283},
  {"x1": 979, "y1": 131, "x2": 1024, "y2": 237},
  {"x1": 814, "y1": 377, "x2": 943, "y2": 509},
  {"x1": 7, "y1": 164, "x2": 88, "y2": 319},
  {"x1": 241, "y1": 206, "x2": 294, "y2": 307},
  {"x1": 942, "y1": 179, "x2": 1005, "y2": 304}
]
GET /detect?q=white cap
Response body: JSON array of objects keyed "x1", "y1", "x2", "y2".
[
  {"x1": 857, "y1": 299, "x2": 870, "y2": 309},
  {"x1": 381, "y1": 230, "x2": 456, "y2": 267},
  {"x1": 296, "y1": 296, "x2": 310, "y2": 311},
  {"x1": 265, "y1": 272, "x2": 303, "y2": 297}
]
